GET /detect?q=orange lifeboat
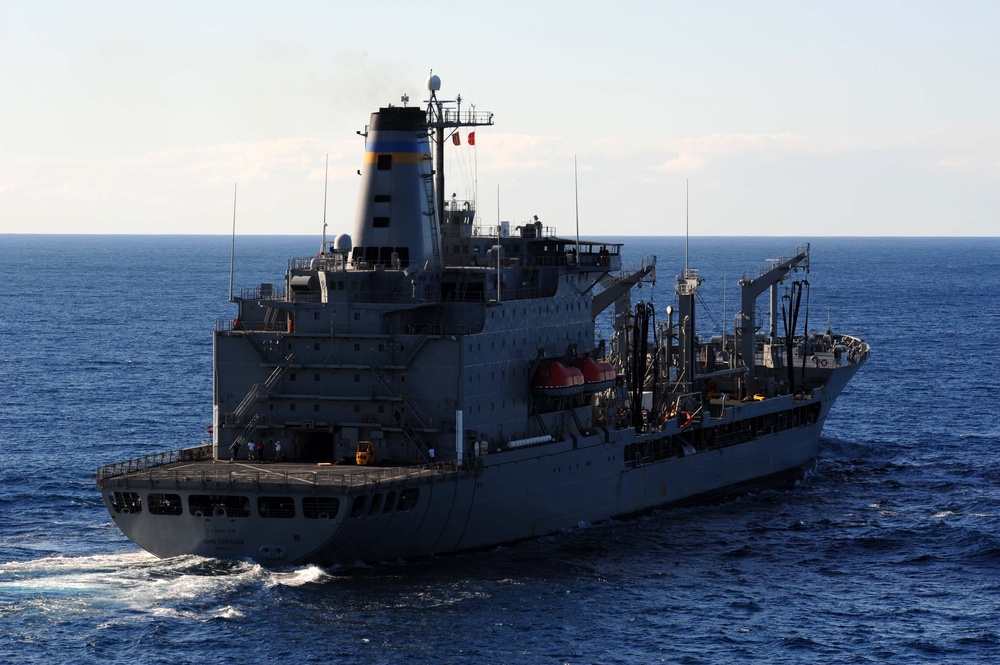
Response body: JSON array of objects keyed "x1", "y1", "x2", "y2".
[
  {"x1": 531, "y1": 361, "x2": 585, "y2": 397},
  {"x1": 571, "y1": 356, "x2": 617, "y2": 392}
]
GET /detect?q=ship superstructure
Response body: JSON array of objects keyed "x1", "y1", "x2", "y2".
[{"x1": 97, "y1": 75, "x2": 869, "y2": 566}]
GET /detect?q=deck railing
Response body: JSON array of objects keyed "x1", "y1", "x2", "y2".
[
  {"x1": 96, "y1": 456, "x2": 481, "y2": 491},
  {"x1": 95, "y1": 443, "x2": 213, "y2": 486}
]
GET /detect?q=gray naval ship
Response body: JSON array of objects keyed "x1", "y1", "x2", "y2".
[{"x1": 97, "y1": 74, "x2": 869, "y2": 567}]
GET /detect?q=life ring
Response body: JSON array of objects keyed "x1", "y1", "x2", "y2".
[
  {"x1": 679, "y1": 411, "x2": 692, "y2": 428},
  {"x1": 820, "y1": 359, "x2": 828, "y2": 367}
]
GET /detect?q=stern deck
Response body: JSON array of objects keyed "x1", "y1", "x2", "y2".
[{"x1": 97, "y1": 445, "x2": 475, "y2": 494}]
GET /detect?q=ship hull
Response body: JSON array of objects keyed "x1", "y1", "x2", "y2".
[{"x1": 101, "y1": 411, "x2": 828, "y2": 567}]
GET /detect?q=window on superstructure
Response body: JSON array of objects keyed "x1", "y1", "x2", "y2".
[
  {"x1": 376, "y1": 154, "x2": 392, "y2": 170},
  {"x1": 374, "y1": 194, "x2": 391, "y2": 202},
  {"x1": 314, "y1": 373, "x2": 320, "y2": 381},
  {"x1": 373, "y1": 217, "x2": 389, "y2": 228}
]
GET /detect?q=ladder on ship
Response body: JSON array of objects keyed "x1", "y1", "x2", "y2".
[
  {"x1": 227, "y1": 354, "x2": 294, "y2": 426},
  {"x1": 370, "y1": 364, "x2": 431, "y2": 463},
  {"x1": 232, "y1": 413, "x2": 263, "y2": 449},
  {"x1": 420, "y1": 168, "x2": 442, "y2": 268},
  {"x1": 242, "y1": 330, "x2": 270, "y2": 363},
  {"x1": 400, "y1": 298, "x2": 449, "y2": 366},
  {"x1": 263, "y1": 307, "x2": 281, "y2": 331}
]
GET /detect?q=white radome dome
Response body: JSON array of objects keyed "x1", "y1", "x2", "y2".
[{"x1": 333, "y1": 233, "x2": 352, "y2": 252}]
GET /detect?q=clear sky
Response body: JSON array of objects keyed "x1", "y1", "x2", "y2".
[{"x1": 1, "y1": 1, "x2": 997, "y2": 237}]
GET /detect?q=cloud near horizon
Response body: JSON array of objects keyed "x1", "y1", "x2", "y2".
[{"x1": 1, "y1": 124, "x2": 997, "y2": 236}]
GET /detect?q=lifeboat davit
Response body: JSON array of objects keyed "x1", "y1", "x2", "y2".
[
  {"x1": 531, "y1": 361, "x2": 585, "y2": 397},
  {"x1": 571, "y1": 356, "x2": 617, "y2": 392}
]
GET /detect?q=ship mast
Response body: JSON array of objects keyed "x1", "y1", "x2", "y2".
[
  {"x1": 736, "y1": 244, "x2": 811, "y2": 395},
  {"x1": 424, "y1": 72, "x2": 494, "y2": 231}
]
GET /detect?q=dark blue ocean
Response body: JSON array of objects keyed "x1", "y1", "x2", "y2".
[{"x1": 2, "y1": 234, "x2": 999, "y2": 664}]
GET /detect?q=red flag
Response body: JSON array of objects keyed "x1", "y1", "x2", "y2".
[
  {"x1": 452, "y1": 133, "x2": 460, "y2": 145},
  {"x1": 468, "y1": 132, "x2": 476, "y2": 146}
]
